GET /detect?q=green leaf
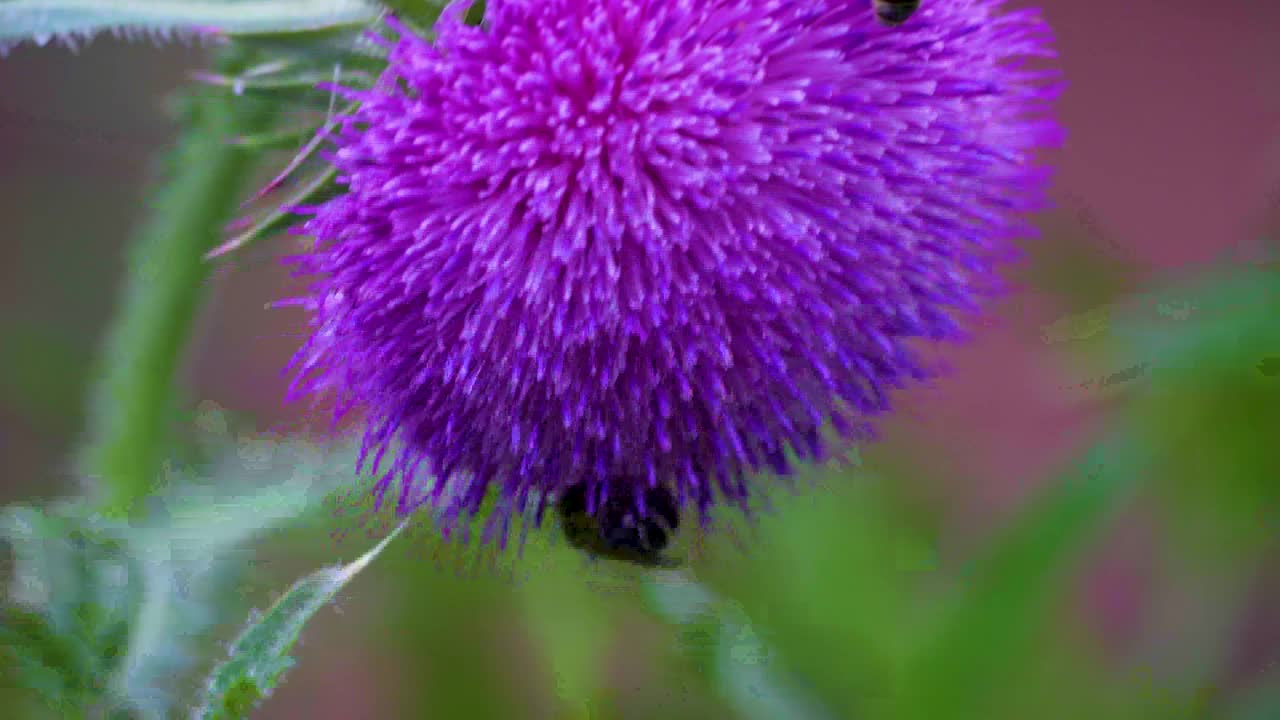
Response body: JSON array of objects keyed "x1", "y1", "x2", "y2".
[
  {"x1": 1, "y1": 505, "x2": 142, "y2": 715},
  {"x1": 379, "y1": 0, "x2": 445, "y2": 28},
  {"x1": 1041, "y1": 258, "x2": 1280, "y2": 399},
  {"x1": 897, "y1": 439, "x2": 1145, "y2": 720},
  {"x1": 2, "y1": 428, "x2": 370, "y2": 718},
  {"x1": 208, "y1": 165, "x2": 340, "y2": 258},
  {"x1": 0, "y1": 0, "x2": 379, "y2": 53},
  {"x1": 0, "y1": 605, "x2": 91, "y2": 712},
  {"x1": 1111, "y1": 262, "x2": 1278, "y2": 372},
  {"x1": 116, "y1": 430, "x2": 369, "y2": 717},
  {"x1": 192, "y1": 521, "x2": 406, "y2": 720},
  {"x1": 1229, "y1": 675, "x2": 1280, "y2": 720}
]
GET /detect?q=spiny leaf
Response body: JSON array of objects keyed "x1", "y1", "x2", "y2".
[
  {"x1": 230, "y1": 23, "x2": 390, "y2": 73},
  {"x1": 192, "y1": 522, "x2": 406, "y2": 720},
  {"x1": 205, "y1": 87, "x2": 358, "y2": 261},
  {"x1": 192, "y1": 68, "x2": 374, "y2": 101},
  {"x1": 208, "y1": 165, "x2": 341, "y2": 258},
  {"x1": 117, "y1": 431, "x2": 369, "y2": 717},
  {"x1": 1, "y1": 430, "x2": 370, "y2": 718},
  {"x1": 0, "y1": 0, "x2": 379, "y2": 54}
]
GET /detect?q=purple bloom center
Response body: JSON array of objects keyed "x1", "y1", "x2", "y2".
[{"x1": 291, "y1": 0, "x2": 1062, "y2": 541}]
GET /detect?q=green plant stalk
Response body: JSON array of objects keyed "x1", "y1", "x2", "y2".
[{"x1": 83, "y1": 49, "x2": 274, "y2": 519}]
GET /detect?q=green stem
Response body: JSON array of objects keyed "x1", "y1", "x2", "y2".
[{"x1": 83, "y1": 50, "x2": 272, "y2": 519}]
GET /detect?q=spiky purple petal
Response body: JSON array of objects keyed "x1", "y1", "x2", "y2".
[{"x1": 288, "y1": 0, "x2": 1063, "y2": 540}]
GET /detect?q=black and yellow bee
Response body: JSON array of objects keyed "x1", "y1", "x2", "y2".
[
  {"x1": 557, "y1": 481, "x2": 681, "y2": 568},
  {"x1": 873, "y1": 0, "x2": 921, "y2": 27}
]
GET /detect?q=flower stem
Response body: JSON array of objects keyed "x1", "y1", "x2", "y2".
[{"x1": 83, "y1": 49, "x2": 272, "y2": 519}]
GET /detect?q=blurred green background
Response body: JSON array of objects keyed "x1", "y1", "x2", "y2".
[{"x1": 2, "y1": 1, "x2": 1279, "y2": 718}]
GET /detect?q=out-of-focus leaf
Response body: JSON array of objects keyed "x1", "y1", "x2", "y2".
[
  {"x1": 1, "y1": 419, "x2": 371, "y2": 718},
  {"x1": 192, "y1": 521, "x2": 405, "y2": 720},
  {"x1": 379, "y1": 0, "x2": 446, "y2": 28},
  {"x1": 373, "y1": 526, "x2": 540, "y2": 720},
  {"x1": 645, "y1": 571, "x2": 834, "y2": 720},
  {"x1": 0, "y1": 605, "x2": 85, "y2": 712},
  {"x1": 0, "y1": 0, "x2": 379, "y2": 53},
  {"x1": 697, "y1": 469, "x2": 931, "y2": 717},
  {"x1": 1114, "y1": 264, "x2": 1280, "y2": 564},
  {"x1": 1042, "y1": 259, "x2": 1279, "y2": 394},
  {"x1": 1040, "y1": 258, "x2": 1270, "y2": 347},
  {"x1": 897, "y1": 439, "x2": 1145, "y2": 720},
  {"x1": 1114, "y1": 263, "x2": 1278, "y2": 371},
  {"x1": 1229, "y1": 676, "x2": 1280, "y2": 720},
  {"x1": 117, "y1": 426, "x2": 368, "y2": 717},
  {"x1": 519, "y1": 559, "x2": 614, "y2": 716},
  {"x1": 227, "y1": 126, "x2": 316, "y2": 151},
  {"x1": 1, "y1": 505, "x2": 141, "y2": 716},
  {"x1": 1048, "y1": 257, "x2": 1279, "y2": 435},
  {"x1": 1019, "y1": 202, "x2": 1140, "y2": 315}
]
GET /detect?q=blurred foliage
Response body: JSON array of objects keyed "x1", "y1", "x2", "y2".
[
  {"x1": 1020, "y1": 199, "x2": 1141, "y2": 314},
  {"x1": 0, "y1": 0, "x2": 379, "y2": 54},
  {"x1": 1119, "y1": 264, "x2": 1280, "y2": 568},
  {"x1": 898, "y1": 442, "x2": 1143, "y2": 720},
  {"x1": 1, "y1": 406, "x2": 367, "y2": 718},
  {"x1": 1230, "y1": 674, "x2": 1280, "y2": 720},
  {"x1": 1, "y1": 505, "x2": 138, "y2": 717}
]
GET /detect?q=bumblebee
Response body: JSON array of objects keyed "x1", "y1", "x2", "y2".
[
  {"x1": 873, "y1": 0, "x2": 921, "y2": 26},
  {"x1": 557, "y1": 481, "x2": 681, "y2": 568}
]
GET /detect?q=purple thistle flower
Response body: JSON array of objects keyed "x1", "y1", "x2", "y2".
[{"x1": 288, "y1": 0, "x2": 1062, "y2": 543}]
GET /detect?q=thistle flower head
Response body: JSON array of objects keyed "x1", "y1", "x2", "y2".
[{"x1": 289, "y1": 0, "x2": 1062, "y2": 543}]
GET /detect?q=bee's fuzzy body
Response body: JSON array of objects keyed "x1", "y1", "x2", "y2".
[
  {"x1": 557, "y1": 483, "x2": 681, "y2": 568},
  {"x1": 873, "y1": 0, "x2": 921, "y2": 26}
]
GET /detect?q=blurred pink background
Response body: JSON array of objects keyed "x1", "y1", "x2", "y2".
[{"x1": 2, "y1": 1, "x2": 1278, "y2": 717}]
